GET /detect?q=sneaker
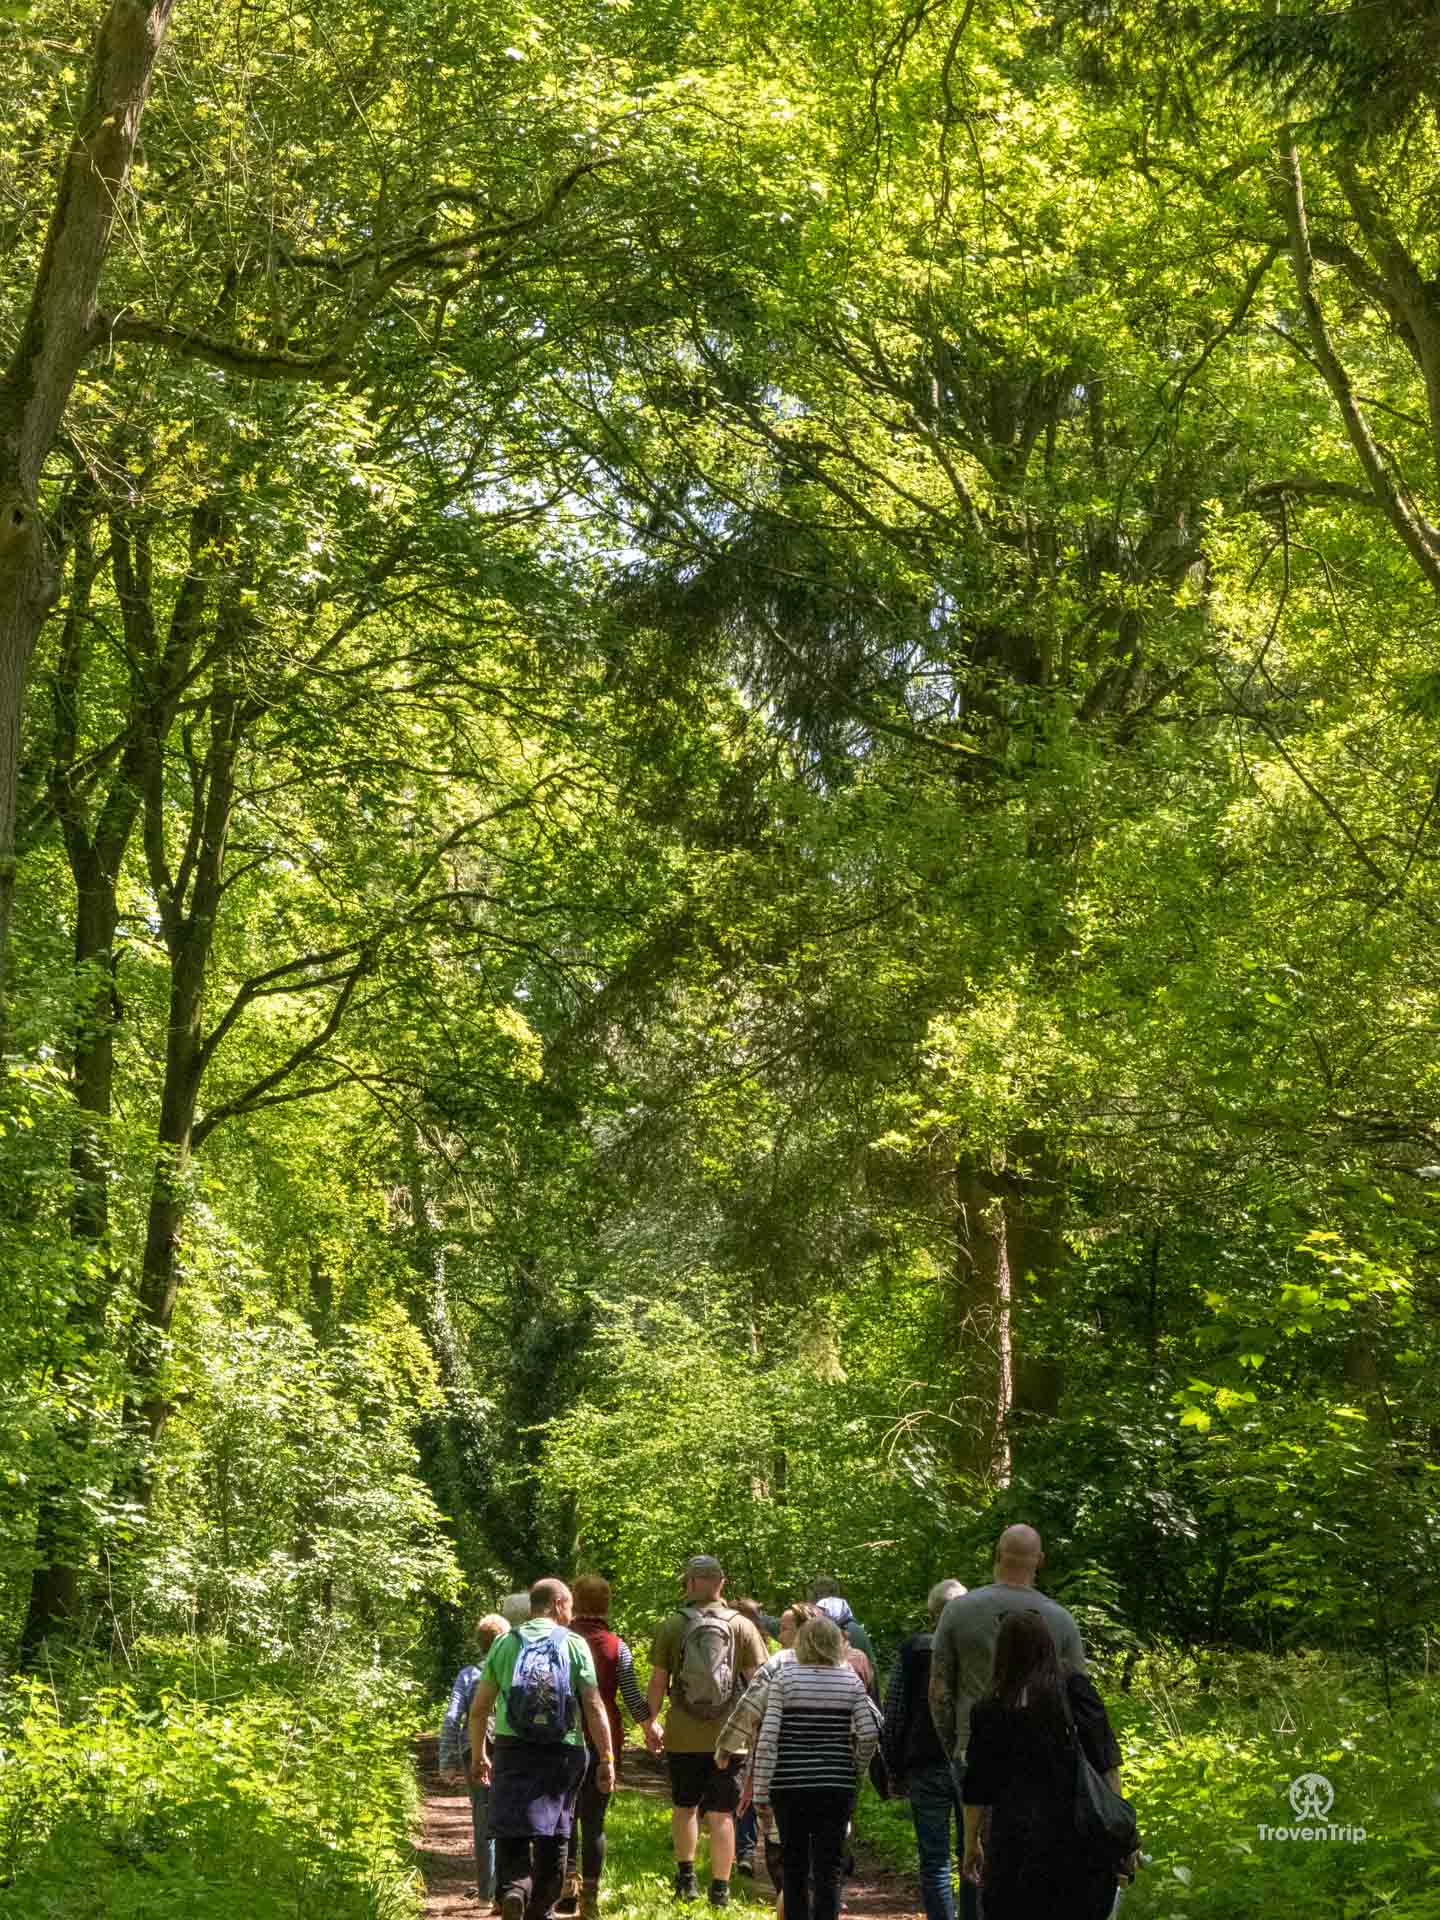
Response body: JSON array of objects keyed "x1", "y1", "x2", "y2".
[
  {"x1": 579, "y1": 1880, "x2": 602, "y2": 1920},
  {"x1": 502, "y1": 1892, "x2": 525, "y2": 1920},
  {"x1": 708, "y1": 1881, "x2": 730, "y2": 1908},
  {"x1": 675, "y1": 1868, "x2": 699, "y2": 1902},
  {"x1": 735, "y1": 1854, "x2": 756, "y2": 1877}
]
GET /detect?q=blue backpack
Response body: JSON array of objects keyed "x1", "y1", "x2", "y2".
[{"x1": 508, "y1": 1629, "x2": 577, "y2": 1744}]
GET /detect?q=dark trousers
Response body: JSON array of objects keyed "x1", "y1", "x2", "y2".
[
  {"x1": 497, "y1": 1834, "x2": 567, "y2": 1920},
  {"x1": 576, "y1": 1761, "x2": 611, "y2": 1881},
  {"x1": 735, "y1": 1803, "x2": 759, "y2": 1861},
  {"x1": 470, "y1": 1784, "x2": 497, "y2": 1901},
  {"x1": 770, "y1": 1789, "x2": 854, "y2": 1920}
]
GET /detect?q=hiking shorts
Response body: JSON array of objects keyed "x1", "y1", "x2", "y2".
[{"x1": 668, "y1": 1751, "x2": 742, "y2": 1815}]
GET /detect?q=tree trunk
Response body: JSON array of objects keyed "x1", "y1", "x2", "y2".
[
  {"x1": 1005, "y1": 1136, "x2": 1065, "y2": 1420},
  {"x1": 125, "y1": 665, "x2": 240, "y2": 1485},
  {"x1": 952, "y1": 1159, "x2": 1013, "y2": 1487},
  {"x1": 0, "y1": 0, "x2": 181, "y2": 989}
]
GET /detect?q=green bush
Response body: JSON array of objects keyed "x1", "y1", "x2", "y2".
[
  {"x1": 861, "y1": 1652, "x2": 1440, "y2": 1920},
  {"x1": 0, "y1": 1642, "x2": 423, "y2": 1919}
]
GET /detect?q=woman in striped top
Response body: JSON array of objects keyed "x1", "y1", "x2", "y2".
[{"x1": 749, "y1": 1615, "x2": 882, "y2": 1920}]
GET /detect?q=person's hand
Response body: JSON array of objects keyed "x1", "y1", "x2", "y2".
[
  {"x1": 472, "y1": 1756, "x2": 492, "y2": 1788},
  {"x1": 1118, "y1": 1850, "x2": 1141, "y2": 1886},
  {"x1": 714, "y1": 1750, "x2": 733, "y2": 1770},
  {"x1": 961, "y1": 1840, "x2": 983, "y2": 1885},
  {"x1": 644, "y1": 1721, "x2": 665, "y2": 1756},
  {"x1": 597, "y1": 1754, "x2": 617, "y2": 1790}
]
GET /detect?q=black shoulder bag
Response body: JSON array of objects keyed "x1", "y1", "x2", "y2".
[{"x1": 1065, "y1": 1691, "x2": 1139, "y2": 1870}]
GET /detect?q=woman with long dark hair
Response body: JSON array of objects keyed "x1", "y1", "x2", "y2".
[{"x1": 960, "y1": 1610, "x2": 1127, "y2": 1920}]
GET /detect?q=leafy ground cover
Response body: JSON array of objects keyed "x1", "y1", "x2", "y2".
[
  {"x1": 0, "y1": 1637, "x2": 425, "y2": 1920},
  {"x1": 854, "y1": 1653, "x2": 1440, "y2": 1920}
]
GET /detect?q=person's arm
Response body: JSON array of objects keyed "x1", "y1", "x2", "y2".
[
  {"x1": 962, "y1": 1805, "x2": 984, "y2": 1882},
  {"x1": 439, "y1": 1667, "x2": 472, "y2": 1775},
  {"x1": 646, "y1": 1662, "x2": 668, "y2": 1722},
  {"x1": 959, "y1": 1703, "x2": 997, "y2": 1884},
  {"x1": 1069, "y1": 1673, "x2": 1122, "y2": 1791},
  {"x1": 1062, "y1": 1611, "x2": 1089, "y2": 1675},
  {"x1": 468, "y1": 1676, "x2": 499, "y2": 1786},
  {"x1": 928, "y1": 1619, "x2": 958, "y2": 1759},
  {"x1": 850, "y1": 1686, "x2": 883, "y2": 1771},
  {"x1": 881, "y1": 1643, "x2": 909, "y2": 1776},
  {"x1": 581, "y1": 1685, "x2": 617, "y2": 1791},
  {"x1": 617, "y1": 1639, "x2": 665, "y2": 1755},
  {"x1": 715, "y1": 1665, "x2": 771, "y2": 1764}
]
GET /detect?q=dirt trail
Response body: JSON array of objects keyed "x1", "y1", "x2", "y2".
[{"x1": 414, "y1": 1737, "x2": 923, "y2": 1920}]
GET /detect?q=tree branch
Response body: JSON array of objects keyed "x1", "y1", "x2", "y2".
[
  {"x1": 97, "y1": 313, "x2": 349, "y2": 384},
  {"x1": 1277, "y1": 138, "x2": 1440, "y2": 598}
]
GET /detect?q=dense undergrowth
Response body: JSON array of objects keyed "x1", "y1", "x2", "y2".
[
  {"x1": 855, "y1": 1651, "x2": 1440, "y2": 1920},
  {"x1": 3, "y1": 1633, "x2": 1437, "y2": 1918},
  {"x1": 0, "y1": 1638, "x2": 424, "y2": 1920}
]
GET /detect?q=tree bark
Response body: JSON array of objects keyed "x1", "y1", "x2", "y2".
[
  {"x1": 952, "y1": 1159, "x2": 1013, "y2": 1487},
  {"x1": 126, "y1": 647, "x2": 241, "y2": 1476},
  {"x1": 20, "y1": 500, "x2": 213, "y2": 1648},
  {"x1": 0, "y1": 0, "x2": 181, "y2": 990}
]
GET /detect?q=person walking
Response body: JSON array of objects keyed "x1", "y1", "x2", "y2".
[
  {"x1": 719, "y1": 1602, "x2": 818, "y2": 1879},
  {"x1": 808, "y1": 1582, "x2": 877, "y2": 1668},
  {"x1": 440, "y1": 1611, "x2": 512, "y2": 1908},
  {"x1": 881, "y1": 1580, "x2": 966, "y2": 1920},
  {"x1": 566, "y1": 1573, "x2": 665, "y2": 1920},
  {"x1": 960, "y1": 1610, "x2": 1126, "y2": 1919},
  {"x1": 469, "y1": 1578, "x2": 617, "y2": 1920},
  {"x1": 749, "y1": 1614, "x2": 882, "y2": 1920},
  {"x1": 929, "y1": 1529, "x2": 1086, "y2": 1920},
  {"x1": 648, "y1": 1553, "x2": 769, "y2": 1906},
  {"x1": 816, "y1": 1598, "x2": 878, "y2": 1697}
]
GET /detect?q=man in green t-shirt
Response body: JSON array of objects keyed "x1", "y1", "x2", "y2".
[
  {"x1": 470, "y1": 1578, "x2": 616, "y2": 1920},
  {"x1": 647, "y1": 1554, "x2": 769, "y2": 1906}
]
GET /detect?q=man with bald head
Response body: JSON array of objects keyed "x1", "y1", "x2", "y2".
[{"x1": 928, "y1": 1527, "x2": 1086, "y2": 1916}]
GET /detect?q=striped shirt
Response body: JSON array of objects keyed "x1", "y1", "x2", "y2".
[{"x1": 752, "y1": 1660, "x2": 882, "y2": 1801}]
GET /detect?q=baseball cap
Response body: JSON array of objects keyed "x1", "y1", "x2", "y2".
[{"x1": 681, "y1": 1554, "x2": 725, "y2": 1578}]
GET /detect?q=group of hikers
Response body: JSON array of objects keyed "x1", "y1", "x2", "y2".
[{"x1": 439, "y1": 1526, "x2": 1140, "y2": 1920}]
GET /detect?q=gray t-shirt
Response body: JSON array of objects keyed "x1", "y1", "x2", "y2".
[{"x1": 928, "y1": 1582, "x2": 1086, "y2": 1761}]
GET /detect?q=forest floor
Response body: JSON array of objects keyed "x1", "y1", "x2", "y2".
[{"x1": 414, "y1": 1737, "x2": 922, "y2": 1920}]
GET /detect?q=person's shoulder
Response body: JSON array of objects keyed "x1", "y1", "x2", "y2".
[
  {"x1": 1064, "y1": 1668, "x2": 1104, "y2": 1708},
  {"x1": 936, "y1": 1587, "x2": 989, "y2": 1632}
]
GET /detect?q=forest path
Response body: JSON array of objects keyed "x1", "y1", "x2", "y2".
[{"x1": 414, "y1": 1737, "x2": 923, "y2": 1920}]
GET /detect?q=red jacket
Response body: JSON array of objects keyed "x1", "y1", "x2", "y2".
[{"x1": 573, "y1": 1614, "x2": 625, "y2": 1771}]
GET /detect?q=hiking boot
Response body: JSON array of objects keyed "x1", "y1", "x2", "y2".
[
  {"x1": 674, "y1": 1866, "x2": 699, "y2": 1902},
  {"x1": 735, "y1": 1853, "x2": 755, "y2": 1877},
  {"x1": 708, "y1": 1881, "x2": 730, "y2": 1908},
  {"x1": 501, "y1": 1891, "x2": 525, "y2": 1920},
  {"x1": 579, "y1": 1878, "x2": 601, "y2": 1920},
  {"x1": 556, "y1": 1875, "x2": 579, "y2": 1919}
]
